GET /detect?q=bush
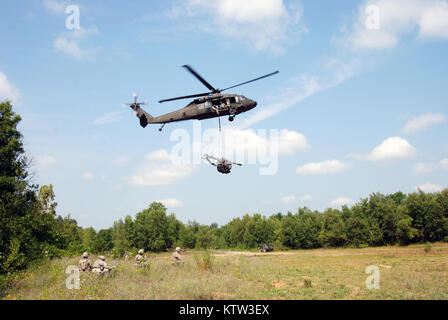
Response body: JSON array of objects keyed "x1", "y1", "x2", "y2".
[
  {"x1": 303, "y1": 278, "x2": 312, "y2": 288},
  {"x1": 424, "y1": 242, "x2": 432, "y2": 253},
  {"x1": 136, "y1": 262, "x2": 152, "y2": 275},
  {"x1": 193, "y1": 250, "x2": 215, "y2": 271}
]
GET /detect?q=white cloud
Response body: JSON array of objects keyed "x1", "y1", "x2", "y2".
[
  {"x1": 146, "y1": 149, "x2": 172, "y2": 161},
  {"x1": 129, "y1": 149, "x2": 195, "y2": 186},
  {"x1": 402, "y1": 113, "x2": 446, "y2": 134},
  {"x1": 281, "y1": 195, "x2": 296, "y2": 204},
  {"x1": 343, "y1": 0, "x2": 448, "y2": 50},
  {"x1": 43, "y1": 0, "x2": 68, "y2": 15},
  {"x1": 54, "y1": 37, "x2": 83, "y2": 59},
  {"x1": 35, "y1": 155, "x2": 57, "y2": 172},
  {"x1": 414, "y1": 162, "x2": 437, "y2": 174},
  {"x1": 440, "y1": 158, "x2": 448, "y2": 170},
  {"x1": 366, "y1": 137, "x2": 416, "y2": 162},
  {"x1": 0, "y1": 72, "x2": 20, "y2": 102},
  {"x1": 113, "y1": 155, "x2": 131, "y2": 167},
  {"x1": 296, "y1": 160, "x2": 350, "y2": 176},
  {"x1": 299, "y1": 194, "x2": 312, "y2": 201},
  {"x1": 331, "y1": 197, "x2": 353, "y2": 206},
  {"x1": 416, "y1": 182, "x2": 444, "y2": 193},
  {"x1": 157, "y1": 198, "x2": 184, "y2": 208},
  {"x1": 419, "y1": 1, "x2": 448, "y2": 38},
  {"x1": 93, "y1": 111, "x2": 126, "y2": 125},
  {"x1": 175, "y1": 0, "x2": 306, "y2": 53},
  {"x1": 414, "y1": 158, "x2": 448, "y2": 173},
  {"x1": 278, "y1": 130, "x2": 310, "y2": 155},
  {"x1": 199, "y1": 128, "x2": 309, "y2": 164},
  {"x1": 82, "y1": 172, "x2": 94, "y2": 180},
  {"x1": 237, "y1": 58, "x2": 362, "y2": 129},
  {"x1": 53, "y1": 26, "x2": 99, "y2": 60}
]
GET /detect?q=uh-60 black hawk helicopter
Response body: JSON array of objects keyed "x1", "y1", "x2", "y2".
[{"x1": 124, "y1": 65, "x2": 279, "y2": 131}]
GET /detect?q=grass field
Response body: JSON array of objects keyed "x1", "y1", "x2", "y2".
[{"x1": 3, "y1": 243, "x2": 448, "y2": 300}]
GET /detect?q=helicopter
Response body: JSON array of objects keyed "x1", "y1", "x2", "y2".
[
  {"x1": 124, "y1": 65, "x2": 279, "y2": 131},
  {"x1": 202, "y1": 154, "x2": 242, "y2": 174}
]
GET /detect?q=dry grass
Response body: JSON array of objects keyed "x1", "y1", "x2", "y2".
[{"x1": 3, "y1": 243, "x2": 448, "y2": 300}]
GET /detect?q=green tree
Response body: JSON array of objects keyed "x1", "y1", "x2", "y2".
[
  {"x1": 132, "y1": 202, "x2": 170, "y2": 251},
  {"x1": 0, "y1": 101, "x2": 62, "y2": 273},
  {"x1": 319, "y1": 209, "x2": 347, "y2": 247},
  {"x1": 195, "y1": 225, "x2": 213, "y2": 249},
  {"x1": 280, "y1": 212, "x2": 300, "y2": 249},
  {"x1": 403, "y1": 191, "x2": 448, "y2": 242},
  {"x1": 37, "y1": 184, "x2": 57, "y2": 215},
  {"x1": 92, "y1": 228, "x2": 113, "y2": 253},
  {"x1": 112, "y1": 219, "x2": 130, "y2": 257},
  {"x1": 166, "y1": 213, "x2": 183, "y2": 248},
  {"x1": 396, "y1": 216, "x2": 419, "y2": 245},
  {"x1": 81, "y1": 227, "x2": 97, "y2": 252}
]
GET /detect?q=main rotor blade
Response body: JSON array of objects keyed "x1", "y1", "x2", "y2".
[
  {"x1": 221, "y1": 71, "x2": 279, "y2": 92},
  {"x1": 183, "y1": 65, "x2": 217, "y2": 92},
  {"x1": 159, "y1": 92, "x2": 210, "y2": 103},
  {"x1": 232, "y1": 162, "x2": 243, "y2": 166}
]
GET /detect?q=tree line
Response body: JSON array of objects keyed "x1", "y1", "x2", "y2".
[{"x1": 1, "y1": 100, "x2": 448, "y2": 277}]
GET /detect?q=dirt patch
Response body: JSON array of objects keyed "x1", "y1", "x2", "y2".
[
  {"x1": 271, "y1": 281, "x2": 286, "y2": 289},
  {"x1": 346, "y1": 284, "x2": 361, "y2": 298},
  {"x1": 211, "y1": 292, "x2": 235, "y2": 299},
  {"x1": 214, "y1": 251, "x2": 297, "y2": 257}
]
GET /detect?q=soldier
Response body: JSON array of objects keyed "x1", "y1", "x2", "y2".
[
  {"x1": 134, "y1": 249, "x2": 146, "y2": 266},
  {"x1": 78, "y1": 252, "x2": 91, "y2": 272},
  {"x1": 172, "y1": 247, "x2": 183, "y2": 263},
  {"x1": 92, "y1": 256, "x2": 114, "y2": 275}
]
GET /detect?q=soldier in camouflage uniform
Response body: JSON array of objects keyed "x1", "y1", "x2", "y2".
[
  {"x1": 78, "y1": 252, "x2": 91, "y2": 272},
  {"x1": 134, "y1": 249, "x2": 146, "y2": 266},
  {"x1": 92, "y1": 256, "x2": 114, "y2": 275},
  {"x1": 172, "y1": 247, "x2": 183, "y2": 263}
]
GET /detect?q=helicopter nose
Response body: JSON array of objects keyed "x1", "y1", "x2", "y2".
[{"x1": 249, "y1": 100, "x2": 257, "y2": 109}]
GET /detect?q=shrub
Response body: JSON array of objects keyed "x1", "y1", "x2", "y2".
[
  {"x1": 303, "y1": 278, "x2": 312, "y2": 288},
  {"x1": 193, "y1": 250, "x2": 215, "y2": 271},
  {"x1": 424, "y1": 242, "x2": 432, "y2": 253}
]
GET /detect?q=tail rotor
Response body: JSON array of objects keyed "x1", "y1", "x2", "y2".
[{"x1": 123, "y1": 93, "x2": 152, "y2": 128}]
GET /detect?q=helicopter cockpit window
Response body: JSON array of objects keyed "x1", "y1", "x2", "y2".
[{"x1": 229, "y1": 97, "x2": 236, "y2": 104}]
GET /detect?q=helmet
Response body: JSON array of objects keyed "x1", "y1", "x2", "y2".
[
  {"x1": 176, "y1": 247, "x2": 181, "y2": 252},
  {"x1": 138, "y1": 249, "x2": 144, "y2": 255},
  {"x1": 99, "y1": 256, "x2": 105, "y2": 261},
  {"x1": 82, "y1": 252, "x2": 88, "y2": 258}
]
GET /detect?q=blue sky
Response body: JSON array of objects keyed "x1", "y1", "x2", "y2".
[{"x1": 1, "y1": 0, "x2": 447, "y2": 230}]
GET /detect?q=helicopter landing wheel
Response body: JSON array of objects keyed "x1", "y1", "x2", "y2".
[{"x1": 228, "y1": 116, "x2": 235, "y2": 122}]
